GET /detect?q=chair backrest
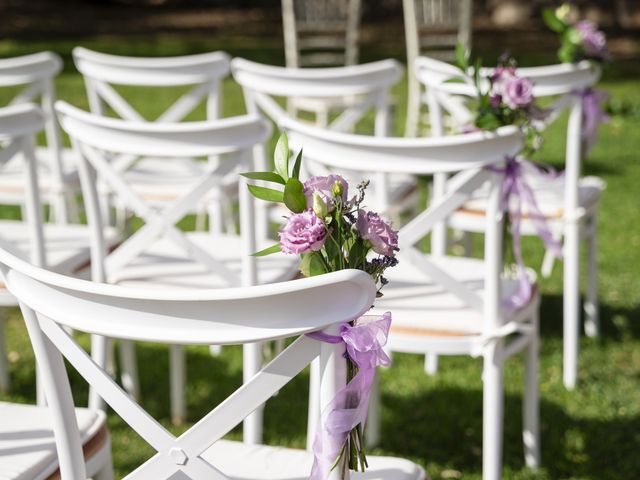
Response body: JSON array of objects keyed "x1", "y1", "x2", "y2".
[
  {"x1": 282, "y1": 116, "x2": 523, "y2": 332},
  {"x1": 0, "y1": 52, "x2": 66, "y2": 197},
  {"x1": 0, "y1": 242, "x2": 376, "y2": 479},
  {"x1": 404, "y1": 0, "x2": 473, "y2": 62},
  {"x1": 231, "y1": 57, "x2": 402, "y2": 139},
  {"x1": 0, "y1": 103, "x2": 46, "y2": 268},
  {"x1": 282, "y1": 0, "x2": 362, "y2": 68},
  {"x1": 416, "y1": 56, "x2": 600, "y2": 230},
  {"x1": 72, "y1": 47, "x2": 230, "y2": 123},
  {"x1": 55, "y1": 101, "x2": 271, "y2": 288}
]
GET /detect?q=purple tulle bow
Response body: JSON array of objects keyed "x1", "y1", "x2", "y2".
[
  {"x1": 306, "y1": 312, "x2": 392, "y2": 480},
  {"x1": 575, "y1": 88, "x2": 610, "y2": 155},
  {"x1": 488, "y1": 157, "x2": 564, "y2": 309}
]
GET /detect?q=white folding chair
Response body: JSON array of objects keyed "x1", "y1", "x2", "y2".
[
  {"x1": 56, "y1": 101, "x2": 298, "y2": 433},
  {"x1": 0, "y1": 105, "x2": 114, "y2": 480},
  {"x1": 230, "y1": 57, "x2": 412, "y2": 232},
  {"x1": 0, "y1": 51, "x2": 81, "y2": 223},
  {"x1": 417, "y1": 56, "x2": 605, "y2": 389},
  {"x1": 0, "y1": 244, "x2": 426, "y2": 480},
  {"x1": 72, "y1": 47, "x2": 234, "y2": 232},
  {"x1": 403, "y1": 0, "x2": 473, "y2": 136},
  {"x1": 0, "y1": 103, "x2": 118, "y2": 397},
  {"x1": 283, "y1": 117, "x2": 539, "y2": 480}
]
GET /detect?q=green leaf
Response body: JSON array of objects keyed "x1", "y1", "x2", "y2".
[
  {"x1": 300, "y1": 252, "x2": 328, "y2": 277},
  {"x1": 241, "y1": 171, "x2": 286, "y2": 185},
  {"x1": 247, "y1": 184, "x2": 284, "y2": 203},
  {"x1": 274, "y1": 132, "x2": 290, "y2": 181},
  {"x1": 291, "y1": 148, "x2": 303, "y2": 179},
  {"x1": 542, "y1": 8, "x2": 566, "y2": 33},
  {"x1": 251, "y1": 243, "x2": 282, "y2": 257},
  {"x1": 455, "y1": 42, "x2": 469, "y2": 71},
  {"x1": 283, "y1": 177, "x2": 307, "y2": 213}
]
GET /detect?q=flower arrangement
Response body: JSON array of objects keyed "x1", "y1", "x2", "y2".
[
  {"x1": 454, "y1": 46, "x2": 545, "y2": 155},
  {"x1": 241, "y1": 132, "x2": 398, "y2": 477},
  {"x1": 542, "y1": 4, "x2": 609, "y2": 64},
  {"x1": 243, "y1": 133, "x2": 398, "y2": 291}
]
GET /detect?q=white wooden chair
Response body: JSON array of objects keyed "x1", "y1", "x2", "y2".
[
  {"x1": 0, "y1": 51, "x2": 80, "y2": 223},
  {"x1": 0, "y1": 243, "x2": 426, "y2": 480},
  {"x1": 281, "y1": 0, "x2": 367, "y2": 133},
  {"x1": 0, "y1": 103, "x2": 119, "y2": 397},
  {"x1": 403, "y1": 0, "x2": 473, "y2": 137},
  {"x1": 55, "y1": 101, "x2": 299, "y2": 434},
  {"x1": 0, "y1": 104, "x2": 114, "y2": 480},
  {"x1": 417, "y1": 56, "x2": 605, "y2": 389},
  {"x1": 72, "y1": 47, "x2": 234, "y2": 232},
  {"x1": 230, "y1": 57, "x2": 413, "y2": 233},
  {"x1": 282, "y1": 0, "x2": 362, "y2": 68},
  {"x1": 283, "y1": 117, "x2": 539, "y2": 480}
]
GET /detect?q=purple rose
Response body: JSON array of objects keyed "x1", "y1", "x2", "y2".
[
  {"x1": 489, "y1": 94, "x2": 503, "y2": 108},
  {"x1": 576, "y1": 21, "x2": 608, "y2": 59},
  {"x1": 303, "y1": 175, "x2": 348, "y2": 211},
  {"x1": 356, "y1": 210, "x2": 398, "y2": 257},
  {"x1": 501, "y1": 75, "x2": 534, "y2": 109},
  {"x1": 279, "y1": 209, "x2": 327, "y2": 254}
]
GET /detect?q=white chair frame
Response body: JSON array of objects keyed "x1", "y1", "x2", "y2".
[
  {"x1": 0, "y1": 51, "x2": 79, "y2": 223},
  {"x1": 417, "y1": 57, "x2": 603, "y2": 389},
  {"x1": 55, "y1": 101, "x2": 293, "y2": 439},
  {"x1": 0, "y1": 243, "x2": 425, "y2": 480},
  {"x1": 403, "y1": 0, "x2": 473, "y2": 137},
  {"x1": 282, "y1": 117, "x2": 539, "y2": 480},
  {"x1": 72, "y1": 47, "x2": 233, "y2": 232}
]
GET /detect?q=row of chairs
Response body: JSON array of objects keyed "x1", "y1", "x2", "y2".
[{"x1": 0, "y1": 47, "x2": 603, "y2": 479}]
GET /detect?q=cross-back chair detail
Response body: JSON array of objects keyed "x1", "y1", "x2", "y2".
[
  {"x1": 281, "y1": 120, "x2": 540, "y2": 478},
  {"x1": 0, "y1": 52, "x2": 79, "y2": 223},
  {"x1": 0, "y1": 242, "x2": 382, "y2": 479},
  {"x1": 282, "y1": 0, "x2": 362, "y2": 68},
  {"x1": 417, "y1": 56, "x2": 604, "y2": 389}
]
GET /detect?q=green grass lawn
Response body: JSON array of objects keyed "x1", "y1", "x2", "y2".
[{"x1": 1, "y1": 36, "x2": 639, "y2": 479}]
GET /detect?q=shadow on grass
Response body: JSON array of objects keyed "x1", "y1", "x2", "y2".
[{"x1": 380, "y1": 385, "x2": 640, "y2": 479}]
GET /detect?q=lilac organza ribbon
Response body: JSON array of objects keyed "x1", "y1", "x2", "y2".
[
  {"x1": 488, "y1": 157, "x2": 564, "y2": 309},
  {"x1": 574, "y1": 88, "x2": 610, "y2": 154},
  {"x1": 306, "y1": 312, "x2": 392, "y2": 480}
]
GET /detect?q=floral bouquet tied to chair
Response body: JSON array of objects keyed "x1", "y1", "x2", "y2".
[{"x1": 242, "y1": 133, "x2": 398, "y2": 479}]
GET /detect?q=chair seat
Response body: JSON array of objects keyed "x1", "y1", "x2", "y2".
[
  {"x1": 373, "y1": 256, "x2": 536, "y2": 338},
  {"x1": 450, "y1": 173, "x2": 604, "y2": 233},
  {"x1": 201, "y1": 439, "x2": 425, "y2": 480},
  {"x1": 0, "y1": 147, "x2": 79, "y2": 197},
  {"x1": 105, "y1": 232, "x2": 299, "y2": 288},
  {"x1": 0, "y1": 221, "x2": 120, "y2": 306},
  {"x1": 0, "y1": 402, "x2": 107, "y2": 480}
]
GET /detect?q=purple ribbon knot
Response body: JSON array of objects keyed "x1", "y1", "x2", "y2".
[
  {"x1": 306, "y1": 312, "x2": 392, "y2": 480},
  {"x1": 488, "y1": 157, "x2": 564, "y2": 309}
]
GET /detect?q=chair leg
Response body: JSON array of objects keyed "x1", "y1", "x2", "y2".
[
  {"x1": 0, "y1": 310, "x2": 9, "y2": 394},
  {"x1": 307, "y1": 357, "x2": 321, "y2": 451},
  {"x1": 424, "y1": 353, "x2": 439, "y2": 375},
  {"x1": 119, "y1": 340, "x2": 141, "y2": 402},
  {"x1": 584, "y1": 214, "x2": 600, "y2": 338},
  {"x1": 365, "y1": 371, "x2": 381, "y2": 448},
  {"x1": 170, "y1": 344, "x2": 186, "y2": 426},
  {"x1": 92, "y1": 442, "x2": 114, "y2": 480},
  {"x1": 243, "y1": 342, "x2": 263, "y2": 444},
  {"x1": 90, "y1": 335, "x2": 109, "y2": 411},
  {"x1": 483, "y1": 341, "x2": 505, "y2": 480},
  {"x1": 523, "y1": 312, "x2": 540, "y2": 469},
  {"x1": 563, "y1": 221, "x2": 580, "y2": 390}
]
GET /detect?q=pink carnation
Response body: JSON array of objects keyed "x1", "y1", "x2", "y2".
[
  {"x1": 501, "y1": 75, "x2": 534, "y2": 109},
  {"x1": 279, "y1": 209, "x2": 327, "y2": 254},
  {"x1": 303, "y1": 175, "x2": 349, "y2": 211},
  {"x1": 576, "y1": 21, "x2": 608, "y2": 59},
  {"x1": 356, "y1": 210, "x2": 398, "y2": 257}
]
